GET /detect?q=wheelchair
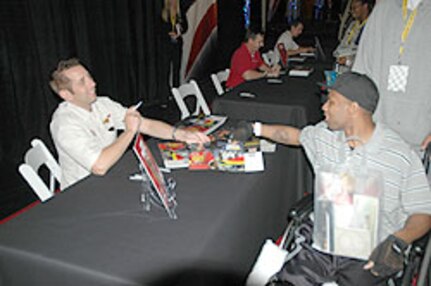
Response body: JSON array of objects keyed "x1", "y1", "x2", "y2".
[{"x1": 268, "y1": 144, "x2": 431, "y2": 286}]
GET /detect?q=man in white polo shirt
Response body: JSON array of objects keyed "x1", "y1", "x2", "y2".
[
  {"x1": 249, "y1": 72, "x2": 431, "y2": 284},
  {"x1": 50, "y1": 58, "x2": 209, "y2": 189}
]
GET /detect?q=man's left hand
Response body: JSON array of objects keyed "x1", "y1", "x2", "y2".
[
  {"x1": 363, "y1": 234, "x2": 408, "y2": 277},
  {"x1": 178, "y1": 129, "x2": 210, "y2": 145}
]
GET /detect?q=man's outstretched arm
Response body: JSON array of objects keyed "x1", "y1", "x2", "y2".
[{"x1": 259, "y1": 123, "x2": 302, "y2": 146}]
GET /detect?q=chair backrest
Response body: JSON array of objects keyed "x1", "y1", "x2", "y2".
[
  {"x1": 18, "y1": 138, "x2": 61, "y2": 202},
  {"x1": 262, "y1": 50, "x2": 278, "y2": 67},
  {"x1": 210, "y1": 69, "x2": 230, "y2": 96},
  {"x1": 171, "y1": 80, "x2": 211, "y2": 120},
  {"x1": 276, "y1": 43, "x2": 288, "y2": 68}
]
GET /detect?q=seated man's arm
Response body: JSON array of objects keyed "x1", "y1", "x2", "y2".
[
  {"x1": 287, "y1": 46, "x2": 315, "y2": 56},
  {"x1": 139, "y1": 116, "x2": 210, "y2": 144},
  {"x1": 260, "y1": 124, "x2": 301, "y2": 146},
  {"x1": 364, "y1": 214, "x2": 431, "y2": 277},
  {"x1": 242, "y1": 62, "x2": 281, "y2": 80},
  {"x1": 242, "y1": 69, "x2": 268, "y2": 81},
  {"x1": 394, "y1": 213, "x2": 431, "y2": 244},
  {"x1": 91, "y1": 108, "x2": 141, "y2": 175},
  {"x1": 258, "y1": 63, "x2": 281, "y2": 77},
  {"x1": 92, "y1": 109, "x2": 209, "y2": 176}
]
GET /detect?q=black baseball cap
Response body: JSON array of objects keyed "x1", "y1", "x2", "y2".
[{"x1": 331, "y1": 72, "x2": 379, "y2": 113}]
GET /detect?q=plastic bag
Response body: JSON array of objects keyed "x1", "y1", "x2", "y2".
[{"x1": 312, "y1": 138, "x2": 385, "y2": 260}]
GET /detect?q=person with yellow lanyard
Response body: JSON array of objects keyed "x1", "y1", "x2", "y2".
[
  {"x1": 161, "y1": 0, "x2": 188, "y2": 88},
  {"x1": 353, "y1": 0, "x2": 431, "y2": 156},
  {"x1": 333, "y1": 0, "x2": 374, "y2": 70}
]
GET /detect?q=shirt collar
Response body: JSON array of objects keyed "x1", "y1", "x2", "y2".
[
  {"x1": 408, "y1": 0, "x2": 422, "y2": 10},
  {"x1": 62, "y1": 98, "x2": 99, "y2": 116},
  {"x1": 353, "y1": 122, "x2": 384, "y2": 155}
]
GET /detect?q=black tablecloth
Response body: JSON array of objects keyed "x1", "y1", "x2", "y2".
[
  {"x1": 212, "y1": 63, "x2": 329, "y2": 201},
  {"x1": 212, "y1": 61, "x2": 327, "y2": 127},
  {"x1": 0, "y1": 142, "x2": 300, "y2": 286}
]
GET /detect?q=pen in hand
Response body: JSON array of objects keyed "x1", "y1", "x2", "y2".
[{"x1": 133, "y1": 100, "x2": 143, "y2": 111}]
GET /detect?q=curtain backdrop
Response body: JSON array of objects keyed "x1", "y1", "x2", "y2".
[
  {"x1": 0, "y1": 0, "x2": 171, "y2": 217},
  {"x1": 0, "y1": 0, "x2": 247, "y2": 219}
]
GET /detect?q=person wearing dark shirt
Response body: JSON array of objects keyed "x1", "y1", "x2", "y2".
[{"x1": 161, "y1": 0, "x2": 188, "y2": 88}]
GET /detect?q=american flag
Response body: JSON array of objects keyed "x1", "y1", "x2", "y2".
[{"x1": 180, "y1": 0, "x2": 218, "y2": 81}]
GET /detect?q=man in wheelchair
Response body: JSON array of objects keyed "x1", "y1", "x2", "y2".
[{"x1": 249, "y1": 72, "x2": 431, "y2": 285}]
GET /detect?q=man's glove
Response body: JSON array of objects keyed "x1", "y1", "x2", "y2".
[
  {"x1": 231, "y1": 121, "x2": 253, "y2": 141},
  {"x1": 367, "y1": 235, "x2": 408, "y2": 277}
]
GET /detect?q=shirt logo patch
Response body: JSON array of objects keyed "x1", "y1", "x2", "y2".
[{"x1": 103, "y1": 114, "x2": 111, "y2": 124}]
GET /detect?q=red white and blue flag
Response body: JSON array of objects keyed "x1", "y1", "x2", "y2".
[
  {"x1": 181, "y1": 0, "x2": 218, "y2": 81},
  {"x1": 267, "y1": 0, "x2": 281, "y2": 22}
]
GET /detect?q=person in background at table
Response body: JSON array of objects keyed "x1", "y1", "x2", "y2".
[
  {"x1": 333, "y1": 0, "x2": 374, "y2": 71},
  {"x1": 161, "y1": 0, "x2": 187, "y2": 88},
  {"x1": 238, "y1": 72, "x2": 431, "y2": 285},
  {"x1": 273, "y1": 20, "x2": 315, "y2": 59},
  {"x1": 353, "y1": 0, "x2": 431, "y2": 156},
  {"x1": 49, "y1": 58, "x2": 209, "y2": 190},
  {"x1": 226, "y1": 28, "x2": 280, "y2": 89}
]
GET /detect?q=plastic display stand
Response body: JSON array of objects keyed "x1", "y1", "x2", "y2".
[{"x1": 133, "y1": 135, "x2": 178, "y2": 219}]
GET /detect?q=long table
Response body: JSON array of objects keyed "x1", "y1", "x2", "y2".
[
  {"x1": 212, "y1": 63, "x2": 326, "y2": 127},
  {"x1": 0, "y1": 142, "x2": 299, "y2": 286}
]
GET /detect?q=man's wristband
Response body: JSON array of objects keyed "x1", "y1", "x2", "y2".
[{"x1": 253, "y1": 122, "x2": 262, "y2": 137}]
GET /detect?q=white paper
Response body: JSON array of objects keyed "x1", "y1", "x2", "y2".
[{"x1": 244, "y1": 151, "x2": 264, "y2": 172}]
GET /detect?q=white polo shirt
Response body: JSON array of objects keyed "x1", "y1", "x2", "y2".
[
  {"x1": 274, "y1": 30, "x2": 299, "y2": 59},
  {"x1": 50, "y1": 97, "x2": 127, "y2": 189}
]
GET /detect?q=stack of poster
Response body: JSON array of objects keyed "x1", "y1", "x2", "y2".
[
  {"x1": 288, "y1": 66, "x2": 314, "y2": 77},
  {"x1": 288, "y1": 56, "x2": 306, "y2": 63},
  {"x1": 157, "y1": 129, "x2": 264, "y2": 172},
  {"x1": 157, "y1": 142, "x2": 189, "y2": 169},
  {"x1": 179, "y1": 115, "x2": 227, "y2": 135}
]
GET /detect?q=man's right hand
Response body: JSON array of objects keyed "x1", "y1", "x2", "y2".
[
  {"x1": 124, "y1": 108, "x2": 142, "y2": 134},
  {"x1": 268, "y1": 65, "x2": 281, "y2": 78},
  {"x1": 363, "y1": 234, "x2": 408, "y2": 277}
]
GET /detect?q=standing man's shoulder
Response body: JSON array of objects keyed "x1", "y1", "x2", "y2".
[{"x1": 366, "y1": 0, "x2": 399, "y2": 20}]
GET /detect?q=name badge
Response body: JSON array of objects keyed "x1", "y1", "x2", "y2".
[{"x1": 387, "y1": 65, "x2": 409, "y2": 92}]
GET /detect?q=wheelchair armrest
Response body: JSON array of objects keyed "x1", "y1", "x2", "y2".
[
  {"x1": 288, "y1": 194, "x2": 314, "y2": 222},
  {"x1": 411, "y1": 230, "x2": 431, "y2": 255},
  {"x1": 422, "y1": 143, "x2": 431, "y2": 174}
]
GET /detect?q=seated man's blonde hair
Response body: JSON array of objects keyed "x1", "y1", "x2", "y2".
[{"x1": 49, "y1": 58, "x2": 80, "y2": 94}]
